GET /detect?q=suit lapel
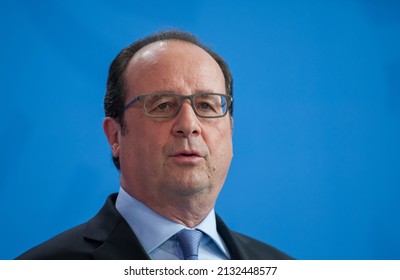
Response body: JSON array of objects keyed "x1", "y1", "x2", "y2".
[
  {"x1": 216, "y1": 214, "x2": 248, "y2": 260},
  {"x1": 91, "y1": 220, "x2": 150, "y2": 260},
  {"x1": 84, "y1": 194, "x2": 150, "y2": 260}
]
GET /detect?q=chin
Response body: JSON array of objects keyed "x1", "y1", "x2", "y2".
[{"x1": 169, "y1": 179, "x2": 212, "y2": 196}]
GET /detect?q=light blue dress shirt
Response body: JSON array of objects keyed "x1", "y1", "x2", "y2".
[{"x1": 115, "y1": 187, "x2": 230, "y2": 260}]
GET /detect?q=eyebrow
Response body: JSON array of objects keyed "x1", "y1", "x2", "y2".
[{"x1": 142, "y1": 89, "x2": 224, "y2": 95}]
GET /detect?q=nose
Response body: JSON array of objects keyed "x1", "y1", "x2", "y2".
[{"x1": 172, "y1": 101, "x2": 201, "y2": 138}]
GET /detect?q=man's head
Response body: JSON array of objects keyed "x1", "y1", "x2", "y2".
[
  {"x1": 104, "y1": 31, "x2": 233, "y2": 169},
  {"x1": 103, "y1": 31, "x2": 234, "y2": 225}
]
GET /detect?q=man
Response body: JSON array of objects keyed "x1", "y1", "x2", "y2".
[{"x1": 17, "y1": 30, "x2": 292, "y2": 260}]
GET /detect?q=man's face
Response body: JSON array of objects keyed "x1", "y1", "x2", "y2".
[{"x1": 108, "y1": 40, "x2": 233, "y2": 213}]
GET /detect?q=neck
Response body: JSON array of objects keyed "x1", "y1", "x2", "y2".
[
  {"x1": 120, "y1": 174, "x2": 222, "y2": 227},
  {"x1": 122, "y1": 186, "x2": 217, "y2": 228}
]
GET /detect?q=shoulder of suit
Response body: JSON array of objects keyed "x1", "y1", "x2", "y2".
[
  {"x1": 15, "y1": 222, "x2": 95, "y2": 260},
  {"x1": 16, "y1": 194, "x2": 123, "y2": 260}
]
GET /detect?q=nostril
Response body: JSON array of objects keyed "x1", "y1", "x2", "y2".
[{"x1": 172, "y1": 118, "x2": 201, "y2": 138}]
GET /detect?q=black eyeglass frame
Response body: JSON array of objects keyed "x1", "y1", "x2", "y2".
[{"x1": 121, "y1": 93, "x2": 233, "y2": 119}]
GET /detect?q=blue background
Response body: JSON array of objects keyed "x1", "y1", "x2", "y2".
[{"x1": 1, "y1": 0, "x2": 399, "y2": 260}]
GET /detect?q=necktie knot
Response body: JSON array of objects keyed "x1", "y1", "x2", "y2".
[{"x1": 176, "y1": 229, "x2": 203, "y2": 260}]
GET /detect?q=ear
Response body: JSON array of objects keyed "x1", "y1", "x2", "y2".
[{"x1": 103, "y1": 117, "x2": 121, "y2": 158}]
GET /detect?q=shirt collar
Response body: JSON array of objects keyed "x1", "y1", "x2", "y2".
[{"x1": 115, "y1": 187, "x2": 229, "y2": 256}]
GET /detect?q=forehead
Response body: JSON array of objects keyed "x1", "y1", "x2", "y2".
[
  {"x1": 130, "y1": 40, "x2": 218, "y2": 69},
  {"x1": 124, "y1": 40, "x2": 225, "y2": 96}
]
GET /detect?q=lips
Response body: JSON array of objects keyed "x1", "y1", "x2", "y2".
[
  {"x1": 171, "y1": 150, "x2": 202, "y2": 158},
  {"x1": 168, "y1": 149, "x2": 205, "y2": 165}
]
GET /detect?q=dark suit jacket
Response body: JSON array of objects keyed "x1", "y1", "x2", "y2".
[{"x1": 16, "y1": 194, "x2": 292, "y2": 260}]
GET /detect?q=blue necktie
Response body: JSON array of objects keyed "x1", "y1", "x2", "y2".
[{"x1": 176, "y1": 229, "x2": 203, "y2": 260}]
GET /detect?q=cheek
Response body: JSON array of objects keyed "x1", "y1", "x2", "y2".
[
  {"x1": 119, "y1": 131, "x2": 165, "y2": 177},
  {"x1": 128, "y1": 130, "x2": 161, "y2": 152},
  {"x1": 131, "y1": 126, "x2": 170, "y2": 160},
  {"x1": 208, "y1": 122, "x2": 233, "y2": 161},
  {"x1": 218, "y1": 138, "x2": 233, "y2": 164}
]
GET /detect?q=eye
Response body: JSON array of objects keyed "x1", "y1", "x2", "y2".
[
  {"x1": 195, "y1": 97, "x2": 220, "y2": 114},
  {"x1": 148, "y1": 101, "x2": 177, "y2": 113},
  {"x1": 155, "y1": 102, "x2": 171, "y2": 111},
  {"x1": 144, "y1": 94, "x2": 179, "y2": 116},
  {"x1": 198, "y1": 102, "x2": 213, "y2": 110}
]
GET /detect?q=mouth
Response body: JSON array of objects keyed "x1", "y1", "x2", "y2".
[
  {"x1": 170, "y1": 150, "x2": 204, "y2": 164},
  {"x1": 171, "y1": 150, "x2": 202, "y2": 158}
]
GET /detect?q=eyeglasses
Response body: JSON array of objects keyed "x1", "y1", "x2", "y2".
[{"x1": 122, "y1": 93, "x2": 233, "y2": 118}]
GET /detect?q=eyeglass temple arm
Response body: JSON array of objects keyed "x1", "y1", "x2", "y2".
[{"x1": 121, "y1": 96, "x2": 141, "y2": 112}]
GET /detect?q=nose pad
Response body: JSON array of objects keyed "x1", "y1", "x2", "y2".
[{"x1": 172, "y1": 102, "x2": 201, "y2": 137}]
